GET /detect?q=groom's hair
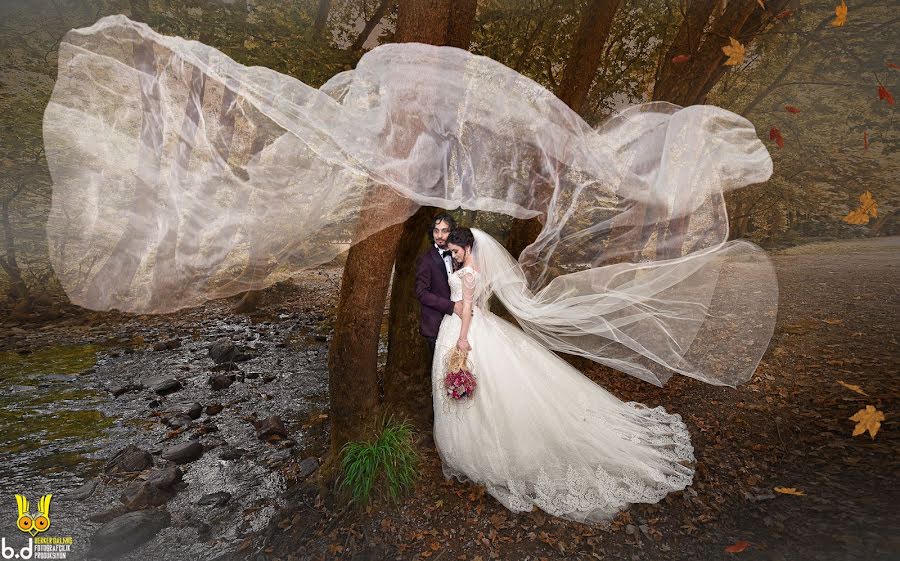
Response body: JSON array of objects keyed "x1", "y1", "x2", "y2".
[{"x1": 428, "y1": 212, "x2": 457, "y2": 242}]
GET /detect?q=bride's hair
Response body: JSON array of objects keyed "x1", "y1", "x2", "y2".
[{"x1": 446, "y1": 227, "x2": 474, "y2": 249}]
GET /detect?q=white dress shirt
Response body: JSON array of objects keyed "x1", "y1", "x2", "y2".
[{"x1": 435, "y1": 243, "x2": 453, "y2": 277}]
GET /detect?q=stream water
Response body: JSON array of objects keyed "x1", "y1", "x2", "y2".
[{"x1": 0, "y1": 308, "x2": 331, "y2": 561}]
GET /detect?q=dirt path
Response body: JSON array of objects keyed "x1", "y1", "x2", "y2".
[{"x1": 260, "y1": 236, "x2": 898, "y2": 561}]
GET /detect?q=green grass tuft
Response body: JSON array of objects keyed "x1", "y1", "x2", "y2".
[{"x1": 337, "y1": 414, "x2": 420, "y2": 507}]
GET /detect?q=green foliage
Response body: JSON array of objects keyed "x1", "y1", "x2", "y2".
[{"x1": 337, "y1": 414, "x2": 420, "y2": 507}]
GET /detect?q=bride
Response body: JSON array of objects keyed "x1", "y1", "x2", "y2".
[
  {"x1": 433, "y1": 227, "x2": 693, "y2": 524},
  {"x1": 43, "y1": 16, "x2": 778, "y2": 525}
]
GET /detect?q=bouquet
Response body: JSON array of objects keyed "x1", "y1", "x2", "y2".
[{"x1": 442, "y1": 347, "x2": 477, "y2": 401}]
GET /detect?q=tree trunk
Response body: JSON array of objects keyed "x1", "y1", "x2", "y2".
[
  {"x1": 314, "y1": 0, "x2": 331, "y2": 36},
  {"x1": 380, "y1": 0, "x2": 478, "y2": 426},
  {"x1": 351, "y1": 0, "x2": 394, "y2": 51},
  {"x1": 328, "y1": 0, "x2": 477, "y2": 465},
  {"x1": 506, "y1": 0, "x2": 622, "y2": 262},
  {"x1": 0, "y1": 189, "x2": 29, "y2": 307}
]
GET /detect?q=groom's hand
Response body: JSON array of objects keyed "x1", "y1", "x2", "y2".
[{"x1": 453, "y1": 301, "x2": 463, "y2": 317}]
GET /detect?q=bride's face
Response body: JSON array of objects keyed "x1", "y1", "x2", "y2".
[{"x1": 447, "y1": 243, "x2": 468, "y2": 264}]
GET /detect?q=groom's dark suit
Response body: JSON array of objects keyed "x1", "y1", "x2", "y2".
[{"x1": 415, "y1": 245, "x2": 457, "y2": 358}]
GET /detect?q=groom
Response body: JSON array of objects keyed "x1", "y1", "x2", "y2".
[{"x1": 415, "y1": 212, "x2": 464, "y2": 366}]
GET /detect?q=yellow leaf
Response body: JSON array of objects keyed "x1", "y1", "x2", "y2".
[
  {"x1": 837, "y1": 380, "x2": 868, "y2": 396},
  {"x1": 774, "y1": 487, "x2": 806, "y2": 496},
  {"x1": 842, "y1": 191, "x2": 878, "y2": 224},
  {"x1": 722, "y1": 37, "x2": 746, "y2": 66},
  {"x1": 849, "y1": 405, "x2": 885, "y2": 439},
  {"x1": 831, "y1": 0, "x2": 848, "y2": 27}
]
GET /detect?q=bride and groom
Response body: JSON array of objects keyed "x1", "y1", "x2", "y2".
[
  {"x1": 415, "y1": 215, "x2": 694, "y2": 524},
  {"x1": 43, "y1": 14, "x2": 777, "y2": 528}
]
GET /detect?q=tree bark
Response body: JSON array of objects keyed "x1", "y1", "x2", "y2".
[
  {"x1": 328, "y1": 0, "x2": 477, "y2": 461},
  {"x1": 380, "y1": 0, "x2": 478, "y2": 426},
  {"x1": 314, "y1": 0, "x2": 331, "y2": 36}
]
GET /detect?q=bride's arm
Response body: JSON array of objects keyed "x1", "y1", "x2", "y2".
[{"x1": 457, "y1": 271, "x2": 477, "y2": 352}]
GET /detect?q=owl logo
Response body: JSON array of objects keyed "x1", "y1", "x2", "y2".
[{"x1": 15, "y1": 494, "x2": 52, "y2": 536}]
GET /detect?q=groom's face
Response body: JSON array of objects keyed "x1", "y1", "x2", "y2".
[{"x1": 432, "y1": 220, "x2": 452, "y2": 248}]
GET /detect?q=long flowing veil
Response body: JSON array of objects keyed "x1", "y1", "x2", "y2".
[{"x1": 43, "y1": 15, "x2": 778, "y2": 387}]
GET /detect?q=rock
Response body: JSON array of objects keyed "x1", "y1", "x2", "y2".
[
  {"x1": 184, "y1": 402, "x2": 203, "y2": 419},
  {"x1": 104, "y1": 444, "x2": 153, "y2": 473},
  {"x1": 262, "y1": 374, "x2": 277, "y2": 384},
  {"x1": 145, "y1": 376, "x2": 182, "y2": 395},
  {"x1": 209, "y1": 374, "x2": 234, "y2": 390},
  {"x1": 268, "y1": 449, "x2": 293, "y2": 463},
  {"x1": 152, "y1": 341, "x2": 168, "y2": 351},
  {"x1": 147, "y1": 466, "x2": 183, "y2": 489},
  {"x1": 164, "y1": 413, "x2": 194, "y2": 428},
  {"x1": 89, "y1": 510, "x2": 171, "y2": 559},
  {"x1": 208, "y1": 338, "x2": 238, "y2": 364},
  {"x1": 161, "y1": 441, "x2": 204, "y2": 464},
  {"x1": 165, "y1": 338, "x2": 182, "y2": 350},
  {"x1": 218, "y1": 447, "x2": 247, "y2": 461},
  {"x1": 245, "y1": 371, "x2": 260, "y2": 379},
  {"x1": 253, "y1": 415, "x2": 289, "y2": 441},
  {"x1": 205, "y1": 403, "x2": 224, "y2": 416},
  {"x1": 197, "y1": 491, "x2": 232, "y2": 507},
  {"x1": 110, "y1": 383, "x2": 143, "y2": 397},
  {"x1": 59, "y1": 478, "x2": 99, "y2": 502},
  {"x1": 297, "y1": 457, "x2": 319, "y2": 479},
  {"x1": 120, "y1": 481, "x2": 175, "y2": 509},
  {"x1": 625, "y1": 524, "x2": 637, "y2": 536}
]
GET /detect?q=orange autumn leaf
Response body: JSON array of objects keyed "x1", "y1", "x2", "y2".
[
  {"x1": 672, "y1": 54, "x2": 691, "y2": 64},
  {"x1": 725, "y1": 540, "x2": 752, "y2": 553},
  {"x1": 775, "y1": 9, "x2": 794, "y2": 19},
  {"x1": 722, "y1": 37, "x2": 746, "y2": 66},
  {"x1": 864, "y1": 130, "x2": 869, "y2": 150},
  {"x1": 887, "y1": 61, "x2": 900, "y2": 70},
  {"x1": 784, "y1": 105, "x2": 801, "y2": 113},
  {"x1": 831, "y1": 0, "x2": 847, "y2": 27},
  {"x1": 769, "y1": 126, "x2": 784, "y2": 148},
  {"x1": 849, "y1": 405, "x2": 885, "y2": 439},
  {"x1": 878, "y1": 83, "x2": 895, "y2": 105},
  {"x1": 842, "y1": 191, "x2": 878, "y2": 224},
  {"x1": 837, "y1": 380, "x2": 868, "y2": 396},
  {"x1": 774, "y1": 487, "x2": 806, "y2": 496}
]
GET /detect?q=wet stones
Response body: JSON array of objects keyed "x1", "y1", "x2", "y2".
[
  {"x1": 252, "y1": 415, "x2": 289, "y2": 442},
  {"x1": 104, "y1": 444, "x2": 153, "y2": 474},
  {"x1": 160, "y1": 441, "x2": 204, "y2": 464},
  {"x1": 209, "y1": 373, "x2": 235, "y2": 390},
  {"x1": 88, "y1": 509, "x2": 171, "y2": 559},
  {"x1": 197, "y1": 491, "x2": 232, "y2": 507},
  {"x1": 205, "y1": 403, "x2": 224, "y2": 416},
  {"x1": 144, "y1": 376, "x2": 183, "y2": 396},
  {"x1": 296, "y1": 457, "x2": 319, "y2": 480},
  {"x1": 208, "y1": 337, "x2": 253, "y2": 364}
]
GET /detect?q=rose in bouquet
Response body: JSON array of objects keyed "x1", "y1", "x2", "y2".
[{"x1": 442, "y1": 347, "x2": 477, "y2": 401}]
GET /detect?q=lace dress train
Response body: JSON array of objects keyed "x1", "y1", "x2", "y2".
[{"x1": 432, "y1": 267, "x2": 694, "y2": 524}]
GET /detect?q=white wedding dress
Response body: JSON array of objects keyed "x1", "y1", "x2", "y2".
[{"x1": 432, "y1": 263, "x2": 694, "y2": 524}]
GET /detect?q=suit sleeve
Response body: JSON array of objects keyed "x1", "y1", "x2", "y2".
[{"x1": 415, "y1": 255, "x2": 455, "y2": 315}]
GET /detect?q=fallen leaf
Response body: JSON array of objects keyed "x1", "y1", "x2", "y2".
[
  {"x1": 831, "y1": 0, "x2": 847, "y2": 27},
  {"x1": 722, "y1": 37, "x2": 746, "y2": 66},
  {"x1": 878, "y1": 83, "x2": 895, "y2": 105},
  {"x1": 784, "y1": 104, "x2": 801, "y2": 113},
  {"x1": 775, "y1": 9, "x2": 794, "y2": 19},
  {"x1": 888, "y1": 61, "x2": 900, "y2": 70},
  {"x1": 822, "y1": 318, "x2": 843, "y2": 325},
  {"x1": 774, "y1": 487, "x2": 806, "y2": 496},
  {"x1": 842, "y1": 191, "x2": 878, "y2": 224},
  {"x1": 757, "y1": 0, "x2": 765, "y2": 9},
  {"x1": 837, "y1": 380, "x2": 868, "y2": 396},
  {"x1": 725, "y1": 540, "x2": 752, "y2": 553},
  {"x1": 671, "y1": 54, "x2": 691, "y2": 64},
  {"x1": 769, "y1": 126, "x2": 784, "y2": 148},
  {"x1": 850, "y1": 405, "x2": 885, "y2": 438},
  {"x1": 864, "y1": 130, "x2": 869, "y2": 150}
]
